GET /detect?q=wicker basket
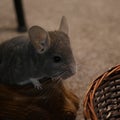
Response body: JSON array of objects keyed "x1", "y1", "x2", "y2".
[{"x1": 83, "y1": 65, "x2": 120, "y2": 120}]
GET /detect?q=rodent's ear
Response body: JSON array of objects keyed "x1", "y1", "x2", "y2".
[
  {"x1": 28, "y1": 26, "x2": 50, "y2": 54},
  {"x1": 59, "y1": 16, "x2": 69, "y2": 35}
]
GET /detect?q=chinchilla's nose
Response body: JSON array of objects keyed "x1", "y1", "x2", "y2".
[{"x1": 69, "y1": 63, "x2": 77, "y2": 75}]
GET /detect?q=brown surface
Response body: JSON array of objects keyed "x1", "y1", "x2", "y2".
[
  {"x1": 1, "y1": 0, "x2": 120, "y2": 119},
  {"x1": 0, "y1": 81, "x2": 79, "y2": 120}
]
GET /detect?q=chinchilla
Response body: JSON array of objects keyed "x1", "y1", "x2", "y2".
[{"x1": 0, "y1": 16, "x2": 76, "y2": 89}]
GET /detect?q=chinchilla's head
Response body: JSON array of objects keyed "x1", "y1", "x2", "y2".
[{"x1": 29, "y1": 16, "x2": 76, "y2": 81}]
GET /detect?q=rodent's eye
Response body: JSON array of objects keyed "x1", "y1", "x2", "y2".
[{"x1": 53, "y1": 56, "x2": 62, "y2": 63}]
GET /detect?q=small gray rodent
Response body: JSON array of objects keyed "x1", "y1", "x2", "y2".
[{"x1": 0, "y1": 16, "x2": 76, "y2": 89}]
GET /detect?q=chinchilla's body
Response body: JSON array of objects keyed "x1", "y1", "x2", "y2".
[
  {"x1": 0, "y1": 16, "x2": 76, "y2": 88},
  {"x1": 0, "y1": 36, "x2": 40, "y2": 85}
]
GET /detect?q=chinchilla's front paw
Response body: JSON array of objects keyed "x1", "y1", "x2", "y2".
[
  {"x1": 34, "y1": 83, "x2": 42, "y2": 90},
  {"x1": 30, "y1": 78, "x2": 43, "y2": 90}
]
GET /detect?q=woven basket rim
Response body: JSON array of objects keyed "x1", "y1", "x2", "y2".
[{"x1": 83, "y1": 64, "x2": 120, "y2": 120}]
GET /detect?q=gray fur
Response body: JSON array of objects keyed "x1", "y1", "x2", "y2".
[{"x1": 0, "y1": 17, "x2": 76, "y2": 88}]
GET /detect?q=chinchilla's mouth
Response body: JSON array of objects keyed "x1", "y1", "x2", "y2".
[
  {"x1": 50, "y1": 71, "x2": 71, "y2": 81},
  {"x1": 38, "y1": 77, "x2": 52, "y2": 83},
  {"x1": 38, "y1": 71, "x2": 73, "y2": 83},
  {"x1": 55, "y1": 70, "x2": 74, "y2": 80}
]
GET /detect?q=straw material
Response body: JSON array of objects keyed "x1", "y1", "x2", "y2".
[{"x1": 83, "y1": 65, "x2": 120, "y2": 120}]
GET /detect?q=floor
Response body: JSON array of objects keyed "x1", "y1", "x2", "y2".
[{"x1": 1, "y1": 0, "x2": 120, "y2": 119}]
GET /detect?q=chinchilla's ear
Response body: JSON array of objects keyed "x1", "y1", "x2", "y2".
[
  {"x1": 59, "y1": 16, "x2": 69, "y2": 35},
  {"x1": 29, "y1": 26, "x2": 50, "y2": 54}
]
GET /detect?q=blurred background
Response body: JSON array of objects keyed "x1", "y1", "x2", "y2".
[{"x1": 1, "y1": 0, "x2": 120, "y2": 119}]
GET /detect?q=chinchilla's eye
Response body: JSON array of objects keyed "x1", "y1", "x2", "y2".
[{"x1": 53, "y1": 56, "x2": 61, "y2": 63}]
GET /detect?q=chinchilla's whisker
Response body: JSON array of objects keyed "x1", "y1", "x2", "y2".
[
  {"x1": 55, "y1": 79, "x2": 62, "y2": 86},
  {"x1": 41, "y1": 70, "x2": 67, "y2": 96},
  {"x1": 51, "y1": 71, "x2": 66, "y2": 80},
  {"x1": 50, "y1": 72, "x2": 61, "y2": 78}
]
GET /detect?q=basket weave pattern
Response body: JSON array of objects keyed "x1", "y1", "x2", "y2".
[{"x1": 83, "y1": 65, "x2": 120, "y2": 120}]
